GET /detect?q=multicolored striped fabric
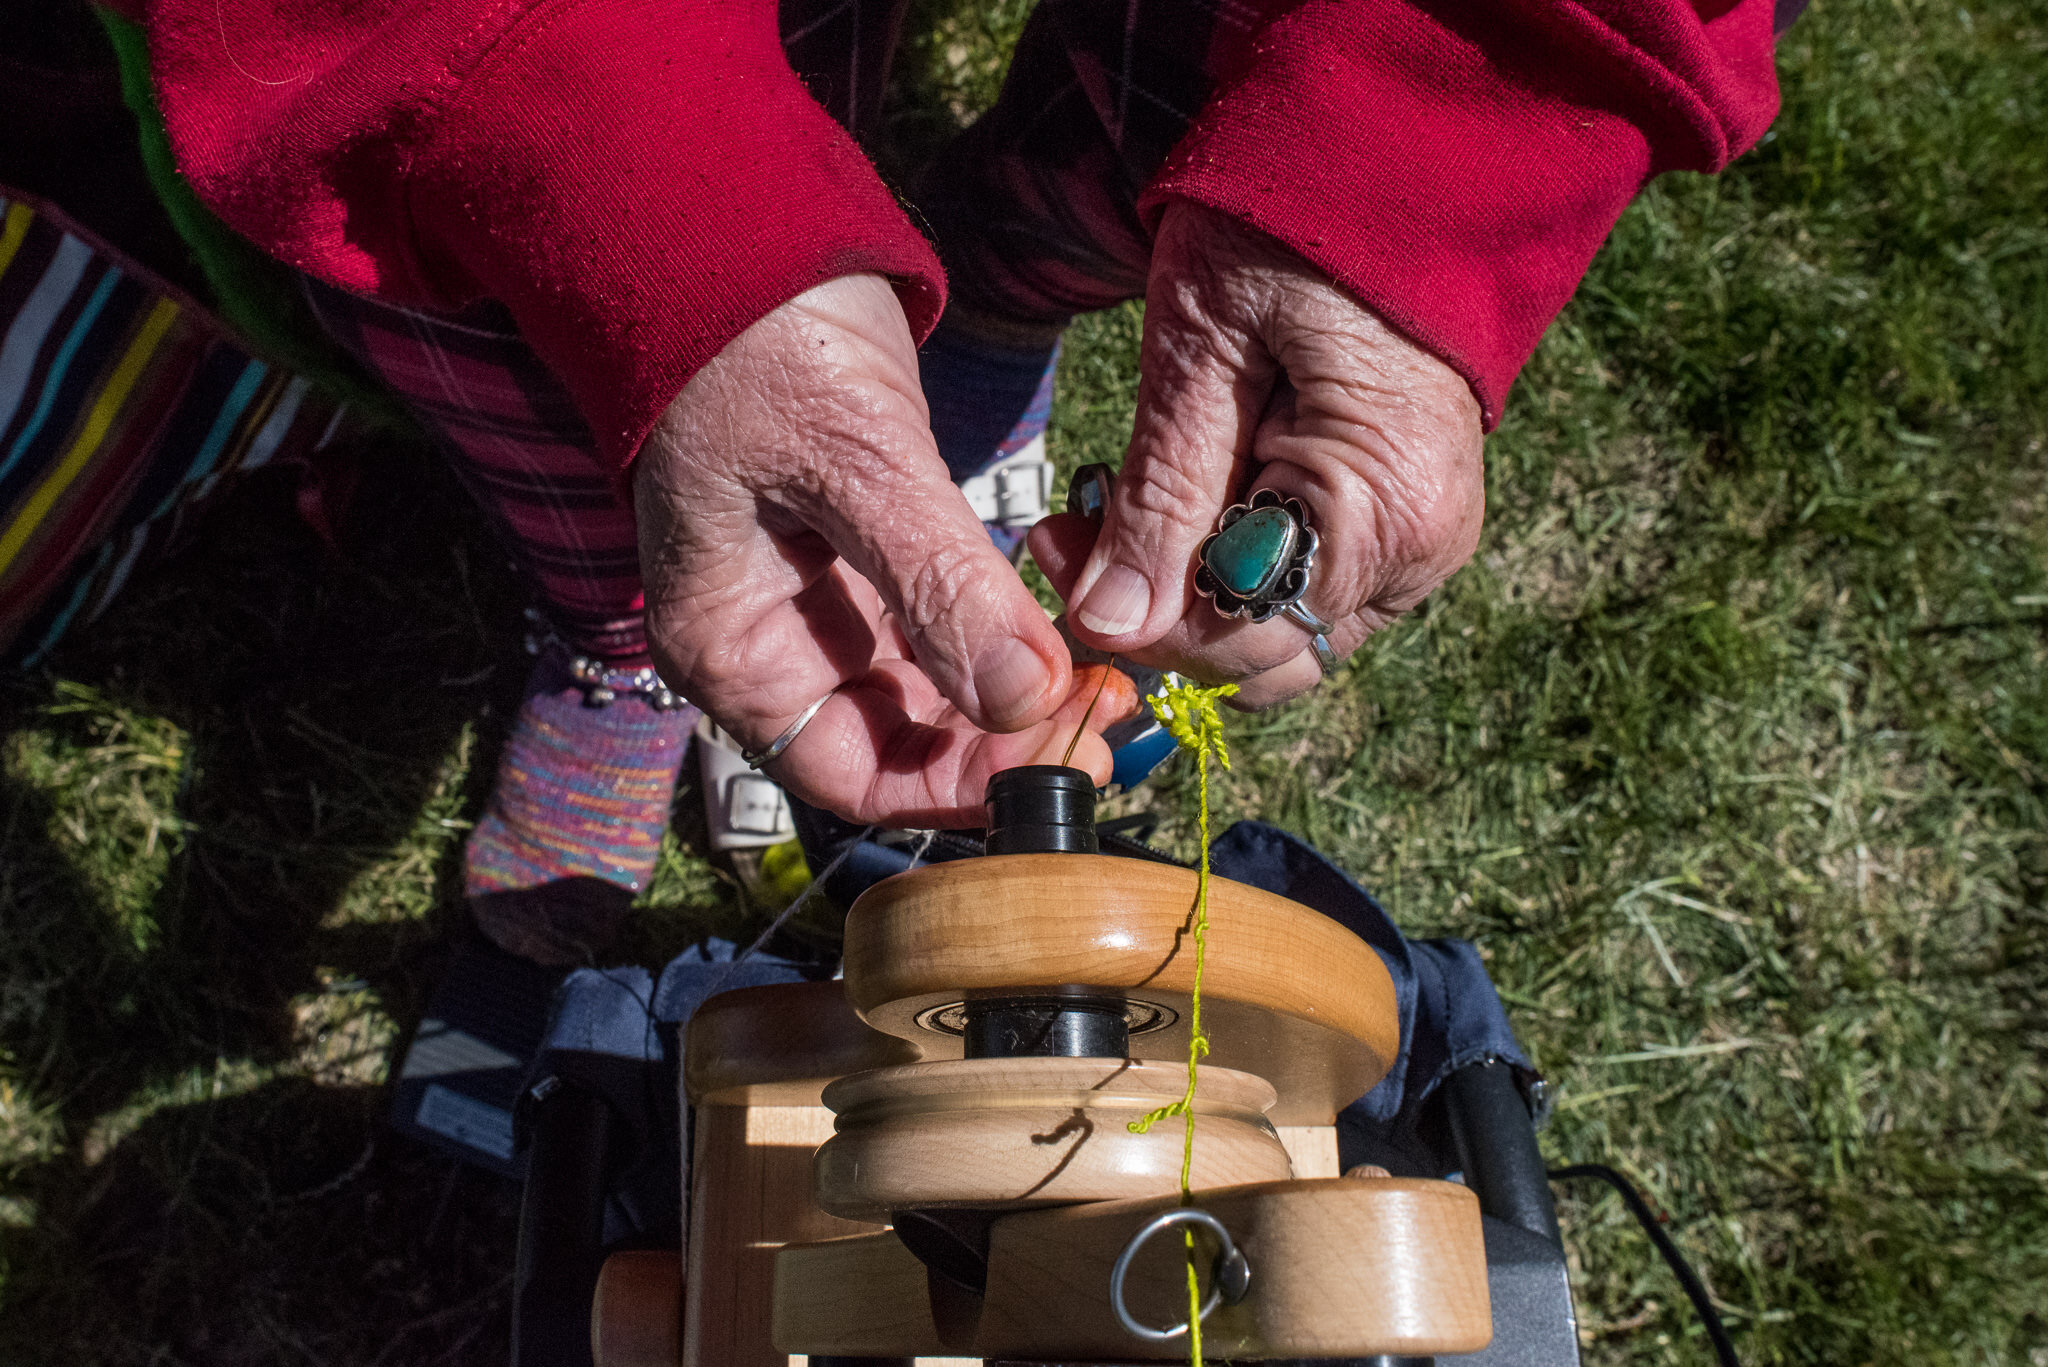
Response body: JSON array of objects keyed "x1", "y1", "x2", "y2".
[{"x1": 0, "y1": 190, "x2": 353, "y2": 665}]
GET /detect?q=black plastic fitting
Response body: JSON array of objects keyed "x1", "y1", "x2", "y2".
[
  {"x1": 961, "y1": 996, "x2": 1131, "y2": 1059},
  {"x1": 983, "y1": 764, "x2": 1099, "y2": 855},
  {"x1": 512, "y1": 1077, "x2": 614, "y2": 1367},
  {"x1": 1443, "y1": 1059, "x2": 1562, "y2": 1247}
]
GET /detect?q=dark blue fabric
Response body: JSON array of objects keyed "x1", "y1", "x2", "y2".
[
  {"x1": 647, "y1": 935, "x2": 819, "y2": 1026},
  {"x1": 538, "y1": 940, "x2": 822, "y2": 1074},
  {"x1": 543, "y1": 965, "x2": 660, "y2": 1065},
  {"x1": 528, "y1": 965, "x2": 677, "y2": 1244},
  {"x1": 917, "y1": 324, "x2": 1059, "y2": 482},
  {"x1": 540, "y1": 939, "x2": 820, "y2": 1073},
  {"x1": 534, "y1": 939, "x2": 816, "y2": 1243},
  {"x1": 1207, "y1": 822, "x2": 1529, "y2": 1150}
]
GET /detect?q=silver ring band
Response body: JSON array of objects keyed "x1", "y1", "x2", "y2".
[
  {"x1": 1109, "y1": 1208, "x2": 1251, "y2": 1341},
  {"x1": 742, "y1": 691, "x2": 835, "y2": 769},
  {"x1": 1309, "y1": 633, "x2": 1340, "y2": 678},
  {"x1": 1281, "y1": 599, "x2": 1336, "y2": 636}
]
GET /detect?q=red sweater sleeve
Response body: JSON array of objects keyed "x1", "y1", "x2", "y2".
[
  {"x1": 1144, "y1": 0, "x2": 1783, "y2": 428},
  {"x1": 133, "y1": 0, "x2": 945, "y2": 469}
]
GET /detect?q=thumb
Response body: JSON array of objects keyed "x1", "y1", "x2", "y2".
[
  {"x1": 1065, "y1": 289, "x2": 1275, "y2": 649},
  {"x1": 719, "y1": 272, "x2": 1073, "y2": 735},
  {"x1": 812, "y1": 449, "x2": 1073, "y2": 733}
]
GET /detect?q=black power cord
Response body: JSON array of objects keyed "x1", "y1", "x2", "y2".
[{"x1": 1548, "y1": 1164, "x2": 1740, "y2": 1367}]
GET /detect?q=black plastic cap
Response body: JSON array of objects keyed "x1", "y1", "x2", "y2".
[
  {"x1": 962, "y1": 997, "x2": 1130, "y2": 1059},
  {"x1": 983, "y1": 764, "x2": 1098, "y2": 855}
]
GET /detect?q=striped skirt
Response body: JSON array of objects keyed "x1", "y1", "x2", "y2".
[{"x1": 0, "y1": 190, "x2": 353, "y2": 666}]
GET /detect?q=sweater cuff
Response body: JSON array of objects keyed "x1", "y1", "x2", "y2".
[
  {"x1": 1142, "y1": 0, "x2": 1777, "y2": 429},
  {"x1": 414, "y1": 0, "x2": 945, "y2": 470}
]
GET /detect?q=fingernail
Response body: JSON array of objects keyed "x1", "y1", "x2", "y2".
[
  {"x1": 974, "y1": 636, "x2": 1054, "y2": 728},
  {"x1": 1076, "y1": 564, "x2": 1151, "y2": 637}
]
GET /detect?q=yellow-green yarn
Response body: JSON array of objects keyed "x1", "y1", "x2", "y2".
[{"x1": 1126, "y1": 679, "x2": 1236, "y2": 1367}]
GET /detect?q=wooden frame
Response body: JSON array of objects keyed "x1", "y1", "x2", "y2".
[{"x1": 592, "y1": 856, "x2": 1492, "y2": 1365}]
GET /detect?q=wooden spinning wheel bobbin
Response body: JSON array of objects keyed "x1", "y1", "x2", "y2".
[
  {"x1": 810, "y1": 765, "x2": 1402, "y2": 1216},
  {"x1": 813, "y1": 1055, "x2": 1291, "y2": 1219},
  {"x1": 633, "y1": 767, "x2": 1494, "y2": 1367}
]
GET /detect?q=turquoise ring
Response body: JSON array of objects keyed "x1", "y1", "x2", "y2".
[{"x1": 1194, "y1": 488, "x2": 1321, "y2": 624}]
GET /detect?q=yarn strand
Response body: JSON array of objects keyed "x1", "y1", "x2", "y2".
[{"x1": 1125, "y1": 679, "x2": 1235, "y2": 1367}]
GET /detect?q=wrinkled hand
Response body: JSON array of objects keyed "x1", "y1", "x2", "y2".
[
  {"x1": 636, "y1": 274, "x2": 1130, "y2": 827},
  {"x1": 1030, "y1": 201, "x2": 1485, "y2": 708}
]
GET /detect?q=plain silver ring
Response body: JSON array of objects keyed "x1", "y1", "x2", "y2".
[
  {"x1": 743, "y1": 691, "x2": 835, "y2": 769},
  {"x1": 1309, "y1": 633, "x2": 1340, "y2": 678},
  {"x1": 1281, "y1": 599, "x2": 1336, "y2": 636}
]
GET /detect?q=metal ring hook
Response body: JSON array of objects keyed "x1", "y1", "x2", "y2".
[{"x1": 1108, "y1": 1207, "x2": 1253, "y2": 1341}]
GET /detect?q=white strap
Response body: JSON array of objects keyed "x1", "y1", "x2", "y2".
[
  {"x1": 957, "y1": 435, "x2": 1055, "y2": 527},
  {"x1": 724, "y1": 773, "x2": 796, "y2": 839},
  {"x1": 695, "y1": 716, "x2": 797, "y2": 849}
]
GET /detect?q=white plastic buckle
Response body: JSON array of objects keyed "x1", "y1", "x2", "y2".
[
  {"x1": 725, "y1": 772, "x2": 795, "y2": 839},
  {"x1": 696, "y1": 716, "x2": 797, "y2": 850},
  {"x1": 958, "y1": 435, "x2": 1055, "y2": 527}
]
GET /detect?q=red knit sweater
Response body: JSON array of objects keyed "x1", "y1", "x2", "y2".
[{"x1": 108, "y1": 0, "x2": 1782, "y2": 466}]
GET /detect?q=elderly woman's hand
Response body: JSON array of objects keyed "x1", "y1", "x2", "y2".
[
  {"x1": 635, "y1": 273, "x2": 1128, "y2": 827},
  {"x1": 1029, "y1": 201, "x2": 1486, "y2": 708}
]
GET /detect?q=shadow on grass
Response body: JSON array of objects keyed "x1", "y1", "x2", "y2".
[
  {"x1": 2, "y1": 1077, "x2": 516, "y2": 1365},
  {"x1": 0, "y1": 11, "x2": 998, "y2": 1356},
  {"x1": 0, "y1": 442, "x2": 530, "y2": 1363}
]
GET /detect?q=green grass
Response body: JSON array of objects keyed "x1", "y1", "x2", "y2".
[{"x1": 4, "y1": 0, "x2": 2047, "y2": 1361}]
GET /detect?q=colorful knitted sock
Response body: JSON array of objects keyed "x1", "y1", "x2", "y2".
[
  {"x1": 920, "y1": 319, "x2": 1062, "y2": 557},
  {"x1": 464, "y1": 645, "x2": 698, "y2": 964}
]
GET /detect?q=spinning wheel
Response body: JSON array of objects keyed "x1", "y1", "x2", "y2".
[
  {"x1": 592, "y1": 769, "x2": 1497, "y2": 1366},
  {"x1": 812, "y1": 849, "x2": 1400, "y2": 1219}
]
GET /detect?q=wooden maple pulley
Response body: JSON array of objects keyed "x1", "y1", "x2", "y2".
[
  {"x1": 812, "y1": 1056, "x2": 1292, "y2": 1221},
  {"x1": 809, "y1": 773, "x2": 1404, "y2": 1215},
  {"x1": 838, "y1": 851, "x2": 1402, "y2": 1126}
]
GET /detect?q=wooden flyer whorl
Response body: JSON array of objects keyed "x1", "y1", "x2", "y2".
[
  {"x1": 840, "y1": 853, "x2": 1402, "y2": 1126},
  {"x1": 811, "y1": 1057, "x2": 1292, "y2": 1221}
]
